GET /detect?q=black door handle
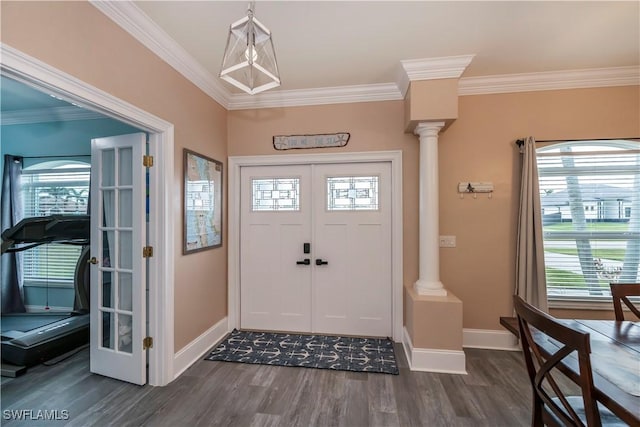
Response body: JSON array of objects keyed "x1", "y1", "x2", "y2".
[
  {"x1": 315, "y1": 259, "x2": 328, "y2": 266},
  {"x1": 296, "y1": 258, "x2": 311, "y2": 265}
]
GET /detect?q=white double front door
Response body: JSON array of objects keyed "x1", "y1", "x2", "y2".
[{"x1": 240, "y1": 162, "x2": 391, "y2": 337}]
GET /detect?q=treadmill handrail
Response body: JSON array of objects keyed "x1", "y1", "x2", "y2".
[{"x1": 1, "y1": 215, "x2": 90, "y2": 254}]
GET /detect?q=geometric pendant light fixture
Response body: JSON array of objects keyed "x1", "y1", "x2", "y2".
[{"x1": 219, "y1": 2, "x2": 281, "y2": 95}]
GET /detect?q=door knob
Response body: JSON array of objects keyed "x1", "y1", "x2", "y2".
[
  {"x1": 315, "y1": 259, "x2": 328, "y2": 266},
  {"x1": 88, "y1": 256, "x2": 99, "y2": 265},
  {"x1": 296, "y1": 258, "x2": 311, "y2": 265}
]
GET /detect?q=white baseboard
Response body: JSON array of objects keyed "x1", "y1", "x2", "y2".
[
  {"x1": 402, "y1": 327, "x2": 467, "y2": 374},
  {"x1": 463, "y1": 328, "x2": 520, "y2": 351},
  {"x1": 173, "y1": 317, "x2": 229, "y2": 380}
]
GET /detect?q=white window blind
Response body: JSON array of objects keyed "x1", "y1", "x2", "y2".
[
  {"x1": 537, "y1": 140, "x2": 640, "y2": 300},
  {"x1": 21, "y1": 163, "x2": 90, "y2": 286}
]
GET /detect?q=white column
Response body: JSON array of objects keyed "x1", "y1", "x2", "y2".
[{"x1": 414, "y1": 121, "x2": 447, "y2": 296}]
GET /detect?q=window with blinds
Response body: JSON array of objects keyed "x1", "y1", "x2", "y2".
[
  {"x1": 537, "y1": 140, "x2": 640, "y2": 300},
  {"x1": 21, "y1": 162, "x2": 90, "y2": 287}
]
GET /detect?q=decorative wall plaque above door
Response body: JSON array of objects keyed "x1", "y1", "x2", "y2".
[{"x1": 273, "y1": 133, "x2": 350, "y2": 150}]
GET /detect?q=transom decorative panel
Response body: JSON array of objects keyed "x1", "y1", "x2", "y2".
[
  {"x1": 327, "y1": 176, "x2": 379, "y2": 211},
  {"x1": 252, "y1": 178, "x2": 300, "y2": 211}
]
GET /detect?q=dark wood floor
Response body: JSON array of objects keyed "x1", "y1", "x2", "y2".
[{"x1": 1, "y1": 344, "x2": 534, "y2": 426}]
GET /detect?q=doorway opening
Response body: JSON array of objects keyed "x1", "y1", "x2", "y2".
[{"x1": 1, "y1": 45, "x2": 174, "y2": 386}]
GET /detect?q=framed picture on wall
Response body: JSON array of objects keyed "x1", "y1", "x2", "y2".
[{"x1": 183, "y1": 149, "x2": 223, "y2": 254}]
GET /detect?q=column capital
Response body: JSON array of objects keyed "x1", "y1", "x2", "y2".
[{"x1": 414, "y1": 121, "x2": 445, "y2": 138}]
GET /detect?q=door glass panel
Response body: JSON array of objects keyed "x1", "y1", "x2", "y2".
[
  {"x1": 103, "y1": 190, "x2": 116, "y2": 227},
  {"x1": 119, "y1": 189, "x2": 133, "y2": 227},
  {"x1": 101, "y1": 270, "x2": 113, "y2": 308},
  {"x1": 102, "y1": 150, "x2": 115, "y2": 186},
  {"x1": 118, "y1": 231, "x2": 133, "y2": 270},
  {"x1": 327, "y1": 176, "x2": 379, "y2": 211},
  {"x1": 252, "y1": 178, "x2": 300, "y2": 211},
  {"x1": 101, "y1": 311, "x2": 114, "y2": 349},
  {"x1": 118, "y1": 272, "x2": 133, "y2": 311},
  {"x1": 118, "y1": 147, "x2": 133, "y2": 186},
  {"x1": 102, "y1": 231, "x2": 115, "y2": 268},
  {"x1": 118, "y1": 314, "x2": 133, "y2": 354}
]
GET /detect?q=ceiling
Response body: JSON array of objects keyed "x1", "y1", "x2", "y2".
[
  {"x1": 0, "y1": 76, "x2": 107, "y2": 125},
  {"x1": 1, "y1": 76, "x2": 71, "y2": 112},
  {"x1": 133, "y1": 1, "x2": 640, "y2": 94},
  {"x1": 1, "y1": 2, "x2": 638, "y2": 115}
]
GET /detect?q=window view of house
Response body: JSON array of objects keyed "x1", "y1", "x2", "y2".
[{"x1": 537, "y1": 140, "x2": 640, "y2": 300}]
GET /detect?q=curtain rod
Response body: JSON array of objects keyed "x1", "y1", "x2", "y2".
[{"x1": 515, "y1": 137, "x2": 639, "y2": 147}]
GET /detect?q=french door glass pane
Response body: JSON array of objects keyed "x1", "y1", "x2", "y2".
[
  {"x1": 119, "y1": 189, "x2": 133, "y2": 227},
  {"x1": 118, "y1": 231, "x2": 133, "y2": 270},
  {"x1": 118, "y1": 147, "x2": 133, "y2": 186},
  {"x1": 102, "y1": 312, "x2": 114, "y2": 349},
  {"x1": 103, "y1": 190, "x2": 115, "y2": 226},
  {"x1": 102, "y1": 150, "x2": 115, "y2": 186},
  {"x1": 118, "y1": 272, "x2": 133, "y2": 312},
  {"x1": 118, "y1": 314, "x2": 133, "y2": 354}
]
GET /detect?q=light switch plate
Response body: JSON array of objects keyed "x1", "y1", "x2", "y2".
[{"x1": 439, "y1": 235, "x2": 456, "y2": 248}]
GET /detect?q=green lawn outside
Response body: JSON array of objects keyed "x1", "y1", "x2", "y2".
[
  {"x1": 544, "y1": 222, "x2": 630, "y2": 232},
  {"x1": 545, "y1": 267, "x2": 609, "y2": 289},
  {"x1": 544, "y1": 248, "x2": 626, "y2": 261}
]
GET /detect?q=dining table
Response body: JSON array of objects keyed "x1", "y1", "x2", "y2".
[{"x1": 500, "y1": 316, "x2": 640, "y2": 425}]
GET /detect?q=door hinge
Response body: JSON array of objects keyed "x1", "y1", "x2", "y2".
[
  {"x1": 143, "y1": 336, "x2": 153, "y2": 350},
  {"x1": 143, "y1": 246, "x2": 153, "y2": 258},
  {"x1": 143, "y1": 155, "x2": 154, "y2": 167}
]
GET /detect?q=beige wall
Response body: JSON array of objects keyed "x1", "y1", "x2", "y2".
[
  {"x1": 441, "y1": 86, "x2": 639, "y2": 329},
  {"x1": 229, "y1": 86, "x2": 639, "y2": 333},
  {"x1": 1, "y1": 1, "x2": 228, "y2": 351}
]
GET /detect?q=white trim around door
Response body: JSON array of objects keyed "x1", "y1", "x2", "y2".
[
  {"x1": 228, "y1": 150, "x2": 403, "y2": 341},
  {"x1": 1, "y1": 43, "x2": 175, "y2": 386}
]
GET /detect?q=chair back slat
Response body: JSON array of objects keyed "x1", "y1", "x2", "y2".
[
  {"x1": 513, "y1": 295, "x2": 602, "y2": 427},
  {"x1": 610, "y1": 283, "x2": 640, "y2": 321}
]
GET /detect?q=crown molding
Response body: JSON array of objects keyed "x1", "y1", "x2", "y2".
[
  {"x1": 397, "y1": 54, "x2": 475, "y2": 97},
  {"x1": 1, "y1": 106, "x2": 104, "y2": 125},
  {"x1": 458, "y1": 66, "x2": 640, "y2": 96},
  {"x1": 90, "y1": 0, "x2": 230, "y2": 108},
  {"x1": 227, "y1": 83, "x2": 402, "y2": 110},
  {"x1": 92, "y1": 2, "x2": 638, "y2": 110}
]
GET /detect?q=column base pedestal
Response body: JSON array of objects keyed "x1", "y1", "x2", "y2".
[
  {"x1": 414, "y1": 279, "x2": 448, "y2": 296},
  {"x1": 403, "y1": 285, "x2": 465, "y2": 373}
]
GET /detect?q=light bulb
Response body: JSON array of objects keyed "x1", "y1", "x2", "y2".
[{"x1": 244, "y1": 45, "x2": 258, "y2": 62}]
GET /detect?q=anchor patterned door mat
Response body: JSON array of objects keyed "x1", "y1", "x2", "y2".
[{"x1": 205, "y1": 329, "x2": 399, "y2": 375}]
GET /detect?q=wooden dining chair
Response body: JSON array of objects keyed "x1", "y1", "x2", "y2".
[
  {"x1": 513, "y1": 296, "x2": 624, "y2": 426},
  {"x1": 609, "y1": 283, "x2": 640, "y2": 321}
]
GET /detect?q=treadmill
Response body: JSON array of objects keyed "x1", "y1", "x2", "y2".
[{"x1": 1, "y1": 215, "x2": 91, "y2": 370}]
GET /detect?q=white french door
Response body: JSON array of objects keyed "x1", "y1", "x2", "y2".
[
  {"x1": 90, "y1": 133, "x2": 147, "y2": 385},
  {"x1": 240, "y1": 162, "x2": 391, "y2": 337}
]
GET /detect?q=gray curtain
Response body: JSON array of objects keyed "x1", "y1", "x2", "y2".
[
  {"x1": 1, "y1": 155, "x2": 26, "y2": 313},
  {"x1": 515, "y1": 137, "x2": 548, "y2": 311}
]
